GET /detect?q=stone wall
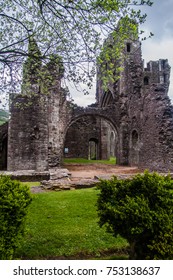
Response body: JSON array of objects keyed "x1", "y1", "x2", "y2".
[
  {"x1": 7, "y1": 40, "x2": 72, "y2": 171},
  {"x1": 8, "y1": 93, "x2": 49, "y2": 171},
  {"x1": 128, "y1": 58, "x2": 171, "y2": 171},
  {"x1": 47, "y1": 88, "x2": 72, "y2": 167},
  {"x1": 0, "y1": 122, "x2": 8, "y2": 170},
  {"x1": 97, "y1": 35, "x2": 173, "y2": 171},
  {"x1": 7, "y1": 86, "x2": 72, "y2": 171},
  {"x1": 64, "y1": 115, "x2": 118, "y2": 160},
  {"x1": 64, "y1": 115, "x2": 101, "y2": 159}
]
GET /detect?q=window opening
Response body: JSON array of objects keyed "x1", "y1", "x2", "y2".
[
  {"x1": 88, "y1": 138, "x2": 98, "y2": 160},
  {"x1": 144, "y1": 76, "x2": 149, "y2": 85},
  {"x1": 126, "y1": 43, "x2": 131, "y2": 53}
]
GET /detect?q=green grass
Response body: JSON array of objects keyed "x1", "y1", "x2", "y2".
[
  {"x1": 64, "y1": 157, "x2": 116, "y2": 165},
  {"x1": 15, "y1": 188, "x2": 128, "y2": 260},
  {"x1": 21, "y1": 182, "x2": 40, "y2": 188}
]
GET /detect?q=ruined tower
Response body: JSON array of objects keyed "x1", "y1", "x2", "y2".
[
  {"x1": 7, "y1": 40, "x2": 71, "y2": 171},
  {"x1": 65, "y1": 28, "x2": 172, "y2": 171}
]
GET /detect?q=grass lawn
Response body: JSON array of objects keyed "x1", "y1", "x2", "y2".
[
  {"x1": 21, "y1": 181, "x2": 41, "y2": 188},
  {"x1": 15, "y1": 187, "x2": 128, "y2": 260},
  {"x1": 63, "y1": 157, "x2": 116, "y2": 165}
]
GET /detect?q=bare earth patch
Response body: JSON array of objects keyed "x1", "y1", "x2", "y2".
[
  {"x1": 64, "y1": 163, "x2": 141, "y2": 180},
  {"x1": 34, "y1": 164, "x2": 142, "y2": 192}
]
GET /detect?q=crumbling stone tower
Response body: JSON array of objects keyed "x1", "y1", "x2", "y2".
[
  {"x1": 96, "y1": 32, "x2": 172, "y2": 171},
  {"x1": 65, "y1": 30, "x2": 172, "y2": 172},
  {"x1": 7, "y1": 39, "x2": 71, "y2": 171},
  {"x1": 137, "y1": 59, "x2": 172, "y2": 171}
]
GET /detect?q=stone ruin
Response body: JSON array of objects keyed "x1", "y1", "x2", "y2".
[{"x1": 0, "y1": 33, "x2": 173, "y2": 175}]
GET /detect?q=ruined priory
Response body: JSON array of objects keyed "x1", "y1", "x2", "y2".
[{"x1": 0, "y1": 32, "x2": 172, "y2": 173}]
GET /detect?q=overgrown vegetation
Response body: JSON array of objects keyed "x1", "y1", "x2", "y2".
[
  {"x1": 0, "y1": 176, "x2": 32, "y2": 259},
  {"x1": 15, "y1": 188, "x2": 127, "y2": 259},
  {"x1": 0, "y1": 1, "x2": 153, "y2": 95},
  {"x1": 97, "y1": 171, "x2": 173, "y2": 260},
  {"x1": 0, "y1": 109, "x2": 9, "y2": 125},
  {"x1": 63, "y1": 157, "x2": 116, "y2": 165}
]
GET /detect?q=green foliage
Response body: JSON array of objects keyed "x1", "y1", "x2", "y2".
[
  {"x1": 22, "y1": 38, "x2": 42, "y2": 83},
  {"x1": 97, "y1": 171, "x2": 173, "y2": 259},
  {"x1": 15, "y1": 188, "x2": 127, "y2": 259},
  {"x1": 22, "y1": 38, "x2": 43, "y2": 95},
  {"x1": 0, "y1": 109, "x2": 9, "y2": 124},
  {"x1": 0, "y1": 109, "x2": 9, "y2": 119},
  {"x1": 0, "y1": 0, "x2": 153, "y2": 94},
  {"x1": 21, "y1": 39, "x2": 65, "y2": 98},
  {"x1": 0, "y1": 176, "x2": 32, "y2": 259}
]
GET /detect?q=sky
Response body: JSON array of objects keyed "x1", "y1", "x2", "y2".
[{"x1": 71, "y1": 0, "x2": 173, "y2": 107}]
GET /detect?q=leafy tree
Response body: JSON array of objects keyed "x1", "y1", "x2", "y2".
[
  {"x1": 97, "y1": 171, "x2": 173, "y2": 259},
  {"x1": 0, "y1": 0, "x2": 153, "y2": 96}
]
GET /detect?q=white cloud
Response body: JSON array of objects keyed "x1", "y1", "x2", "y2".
[
  {"x1": 65, "y1": 78, "x2": 96, "y2": 107},
  {"x1": 72, "y1": 92, "x2": 96, "y2": 107}
]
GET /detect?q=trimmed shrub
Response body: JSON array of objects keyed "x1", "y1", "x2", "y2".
[
  {"x1": 0, "y1": 176, "x2": 32, "y2": 259},
  {"x1": 97, "y1": 171, "x2": 173, "y2": 259}
]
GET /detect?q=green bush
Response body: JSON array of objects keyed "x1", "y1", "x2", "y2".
[
  {"x1": 97, "y1": 171, "x2": 173, "y2": 260},
  {"x1": 0, "y1": 176, "x2": 32, "y2": 259}
]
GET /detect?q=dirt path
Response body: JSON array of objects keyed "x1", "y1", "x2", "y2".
[
  {"x1": 32, "y1": 164, "x2": 142, "y2": 193},
  {"x1": 63, "y1": 163, "x2": 141, "y2": 180}
]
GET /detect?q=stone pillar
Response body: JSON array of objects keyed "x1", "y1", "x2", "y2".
[{"x1": 7, "y1": 94, "x2": 49, "y2": 171}]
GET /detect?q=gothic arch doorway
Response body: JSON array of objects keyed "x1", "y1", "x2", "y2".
[
  {"x1": 0, "y1": 122, "x2": 8, "y2": 170},
  {"x1": 110, "y1": 131, "x2": 116, "y2": 157},
  {"x1": 130, "y1": 129, "x2": 139, "y2": 166},
  {"x1": 63, "y1": 114, "x2": 118, "y2": 161},
  {"x1": 88, "y1": 138, "x2": 98, "y2": 160}
]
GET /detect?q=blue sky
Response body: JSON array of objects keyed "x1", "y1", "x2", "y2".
[{"x1": 72, "y1": 0, "x2": 173, "y2": 106}]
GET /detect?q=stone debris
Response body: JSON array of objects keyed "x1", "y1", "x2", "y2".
[
  {"x1": 40, "y1": 178, "x2": 99, "y2": 191},
  {"x1": 0, "y1": 170, "x2": 50, "y2": 181},
  {"x1": 49, "y1": 168, "x2": 71, "y2": 180}
]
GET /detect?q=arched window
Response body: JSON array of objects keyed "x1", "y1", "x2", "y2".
[
  {"x1": 0, "y1": 135, "x2": 8, "y2": 170},
  {"x1": 110, "y1": 131, "x2": 115, "y2": 157},
  {"x1": 88, "y1": 138, "x2": 98, "y2": 160},
  {"x1": 144, "y1": 76, "x2": 149, "y2": 85},
  {"x1": 126, "y1": 43, "x2": 131, "y2": 53},
  {"x1": 132, "y1": 130, "x2": 138, "y2": 148},
  {"x1": 130, "y1": 130, "x2": 139, "y2": 166}
]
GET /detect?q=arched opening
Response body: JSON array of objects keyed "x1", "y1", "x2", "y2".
[
  {"x1": 100, "y1": 91, "x2": 114, "y2": 108},
  {"x1": 144, "y1": 76, "x2": 149, "y2": 85},
  {"x1": 126, "y1": 43, "x2": 131, "y2": 53},
  {"x1": 130, "y1": 130, "x2": 139, "y2": 166},
  {"x1": 63, "y1": 115, "x2": 118, "y2": 163},
  {"x1": 132, "y1": 130, "x2": 138, "y2": 147},
  {"x1": 88, "y1": 138, "x2": 98, "y2": 160},
  {"x1": 0, "y1": 135, "x2": 8, "y2": 170},
  {"x1": 110, "y1": 131, "x2": 116, "y2": 157}
]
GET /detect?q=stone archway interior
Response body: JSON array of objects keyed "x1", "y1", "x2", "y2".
[
  {"x1": 131, "y1": 130, "x2": 139, "y2": 166},
  {"x1": 110, "y1": 131, "x2": 116, "y2": 157},
  {"x1": 88, "y1": 138, "x2": 98, "y2": 160},
  {"x1": 0, "y1": 135, "x2": 8, "y2": 170},
  {"x1": 64, "y1": 115, "x2": 118, "y2": 161}
]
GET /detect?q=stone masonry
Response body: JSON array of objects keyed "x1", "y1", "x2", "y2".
[{"x1": 0, "y1": 32, "x2": 172, "y2": 172}]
